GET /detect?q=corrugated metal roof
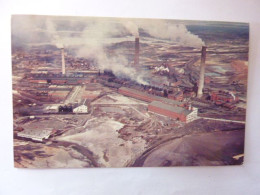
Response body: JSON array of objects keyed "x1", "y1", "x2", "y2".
[{"x1": 150, "y1": 101, "x2": 191, "y2": 115}]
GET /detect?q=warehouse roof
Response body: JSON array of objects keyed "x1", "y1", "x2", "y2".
[
  {"x1": 155, "y1": 95, "x2": 183, "y2": 106},
  {"x1": 119, "y1": 87, "x2": 182, "y2": 105},
  {"x1": 149, "y1": 101, "x2": 191, "y2": 115}
]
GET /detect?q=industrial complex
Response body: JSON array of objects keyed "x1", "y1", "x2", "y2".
[{"x1": 12, "y1": 16, "x2": 248, "y2": 168}]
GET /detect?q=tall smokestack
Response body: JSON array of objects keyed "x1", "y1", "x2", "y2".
[
  {"x1": 197, "y1": 46, "x2": 207, "y2": 98},
  {"x1": 134, "y1": 37, "x2": 139, "y2": 66},
  {"x1": 61, "y1": 47, "x2": 65, "y2": 75}
]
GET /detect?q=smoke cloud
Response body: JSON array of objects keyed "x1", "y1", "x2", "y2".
[
  {"x1": 12, "y1": 16, "x2": 206, "y2": 84},
  {"x1": 75, "y1": 21, "x2": 148, "y2": 85},
  {"x1": 45, "y1": 19, "x2": 64, "y2": 48},
  {"x1": 123, "y1": 21, "x2": 139, "y2": 37},
  {"x1": 141, "y1": 21, "x2": 205, "y2": 47}
]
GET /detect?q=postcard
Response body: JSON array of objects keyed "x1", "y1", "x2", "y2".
[{"x1": 12, "y1": 15, "x2": 248, "y2": 168}]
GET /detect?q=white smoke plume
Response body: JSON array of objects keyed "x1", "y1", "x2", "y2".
[
  {"x1": 229, "y1": 92, "x2": 236, "y2": 100},
  {"x1": 14, "y1": 16, "x2": 205, "y2": 84},
  {"x1": 75, "y1": 21, "x2": 148, "y2": 85},
  {"x1": 123, "y1": 21, "x2": 139, "y2": 37},
  {"x1": 45, "y1": 19, "x2": 64, "y2": 48},
  {"x1": 141, "y1": 21, "x2": 205, "y2": 47}
]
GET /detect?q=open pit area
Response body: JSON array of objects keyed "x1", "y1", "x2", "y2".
[{"x1": 12, "y1": 16, "x2": 248, "y2": 168}]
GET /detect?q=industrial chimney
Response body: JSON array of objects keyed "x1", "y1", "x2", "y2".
[
  {"x1": 61, "y1": 47, "x2": 66, "y2": 75},
  {"x1": 134, "y1": 37, "x2": 139, "y2": 66},
  {"x1": 197, "y1": 46, "x2": 207, "y2": 98}
]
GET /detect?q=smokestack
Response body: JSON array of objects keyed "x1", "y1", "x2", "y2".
[
  {"x1": 197, "y1": 46, "x2": 207, "y2": 98},
  {"x1": 134, "y1": 37, "x2": 139, "y2": 66},
  {"x1": 61, "y1": 47, "x2": 65, "y2": 75}
]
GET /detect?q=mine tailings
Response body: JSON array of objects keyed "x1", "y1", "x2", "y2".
[{"x1": 130, "y1": 129, "x2": 245, "y2": 167}]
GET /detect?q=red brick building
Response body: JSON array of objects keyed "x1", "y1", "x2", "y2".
[
  {"x1": 211, "y1": 91, "x2": 239, "y2": 103},
  {"x1": 118, "y1": 87, "x2": 198, "y2": 123},
  {"x1": 148, "y1": 101, "x2": 198, "y2": 123},
  {"x1": 118, "y1": 87, "x2": 184, "y2": 106},
  {"x1": 168, "y1": 91, "x2": 183, "y2": 101}
]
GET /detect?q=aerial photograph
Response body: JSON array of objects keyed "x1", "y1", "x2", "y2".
[{"x1": 12, "y1": 15, "x2": 249, "y2": 168}]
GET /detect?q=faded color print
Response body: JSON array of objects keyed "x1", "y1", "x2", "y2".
[{"x1": 12, "y1": 15, "x2": 248, "y2": 168}]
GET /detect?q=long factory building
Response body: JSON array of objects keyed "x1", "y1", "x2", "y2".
[
  {"x1": 118, "y1": 87, "x2": 198, "y2": 123},
  {"x1": 118, "y1": 87, "x2": 184, "y2": 106},
  {"x1": 148, "y1": 101, "x2": 198, "y2": 123}
]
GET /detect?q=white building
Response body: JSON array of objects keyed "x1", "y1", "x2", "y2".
[
  {"x1": 186, "y1": 107, "x2": 198, "y2": 123},
  {"x1": 45, "y1": 105, "x2": 59, "y2": 112},
  {"x1": 73, "y1": 105, "x2": 88, "y2": 113}
]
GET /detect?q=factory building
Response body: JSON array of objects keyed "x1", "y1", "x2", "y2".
[
  {"x1": 30, "y1": 77, "x2": 91, "y2": 85},
  {"x1": 118, "y1": 87, "x2": 184, "y2": 106},
  {"x1": 211, "y1": 91, "x2": 239, "y2": 103},
  {"x1": 168, "y1": 91, "x2": 183, "y2": 101},
  {"x1": 119, "y1": 87, "x2": 154, "y2": 102},
  {"x1": 119, "y1": 87, "x2": 198, "y2": 123},
  {"x1": 30, "y1": 79, "x2": 48, "y2": 84},
  {"x1": 45, "y1": 105, "x2": 59, "y2": 112},
  {"x1": 148, "y1": 101, "x2": 198, "y2": 123}
]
